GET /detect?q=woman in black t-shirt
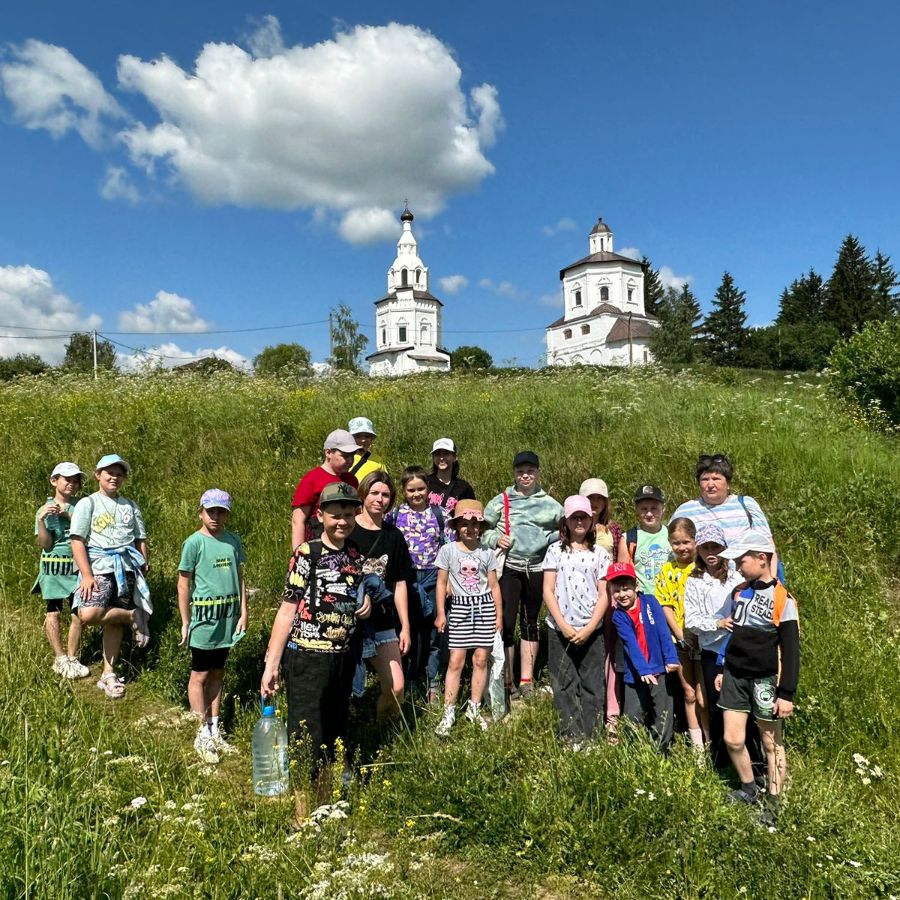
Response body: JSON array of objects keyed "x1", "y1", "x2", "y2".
[{"x1": 352, "y1": 471, "x2": 415, "y2": 722}]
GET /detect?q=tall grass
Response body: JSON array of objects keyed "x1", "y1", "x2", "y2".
[{"x1": 1, "y1": 366, "x2": 898, "y2": 897}]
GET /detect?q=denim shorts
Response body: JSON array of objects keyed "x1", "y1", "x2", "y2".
[{"x1": 361, "y1": 627, "x2": 399, "y2": 659}]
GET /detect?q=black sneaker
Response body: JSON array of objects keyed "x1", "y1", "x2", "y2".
[
  {"x1": 758, "y1": 794, "x2": 781, "y2": 828},
  {"x1": 726, "y1": 787, "x2": 760, "y2": 806}
]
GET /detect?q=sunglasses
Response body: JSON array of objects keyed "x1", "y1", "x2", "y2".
[{"x1": 698, "y1": 454, "x2": 730, "y2": 466}]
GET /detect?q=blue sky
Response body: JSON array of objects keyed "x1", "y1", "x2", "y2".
[{"x1": 1, "y1": 1, "x2": 899, "y2": 369}]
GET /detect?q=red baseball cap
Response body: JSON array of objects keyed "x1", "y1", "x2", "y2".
[{"x1": 606, "y1": 562, "x2": 637, "y2": 582}]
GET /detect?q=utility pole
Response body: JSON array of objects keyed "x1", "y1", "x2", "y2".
[
  {"x1": 92, "y1": 330, "x2": 98, "y2": 381},
  {"x1": 627, "y1": 312, "x2": 633, "y2": 366},
  {"x1": 328, "y1": 312, "x2": 334, "y2": 360}
]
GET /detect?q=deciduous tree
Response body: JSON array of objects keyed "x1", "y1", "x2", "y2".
[{"x1": 253, "y1": 342, "x2": 312, "y2": 377}]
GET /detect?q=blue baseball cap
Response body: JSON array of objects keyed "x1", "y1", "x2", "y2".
[
  {"x1": 200, "y1": 488, "x2": 233, "y2": 511},
  {"x1": 95, "y1": 454, "x2": 130, "y2": 475}
]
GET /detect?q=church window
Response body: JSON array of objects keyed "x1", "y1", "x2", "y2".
[
  {"x1": 581, "y1": 324, "x2": 590, "y2": 335},
  {"x1": 600, "y1": 286, "x2": 609, "y2": 304},
  {"x1": 421, "y1": 321, "x2": 430, "y2": 343},
  {"x1": 416, "y1": 268, "x2": 422, "y2": 285},
  {"x1": 401, "y1": 269, "x2": 408, "y2": 286},
  {"x1": 643, "y1": 349, "x2": 649, "y2": 363},
  {"x1": 574, "y1": 289, "x2": 582, "y2": 307},
  {"x1": 398, "y1": 324, "x2": 408, "y2": 343},
  {"x1": 564, "y1": 328, "x2": 572, "y2": 340},
  {"x1": 381, "y1": 328, "x2": 387, "y2": 345},
  {"x1": 628, "y1": 287, "x2": 635, "y2": 304}
]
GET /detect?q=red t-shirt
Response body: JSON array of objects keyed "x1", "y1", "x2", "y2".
[
  {"x1": 291, "y1": 467, "x2": 359, "y2": 540},
  {"x1": 625, "y1": 603, "x2": 649, "y2": 662}
]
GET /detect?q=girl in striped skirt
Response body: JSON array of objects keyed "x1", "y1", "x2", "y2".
[{"x1": 433, "y1": 500, "x2": 503, "y2": 736}]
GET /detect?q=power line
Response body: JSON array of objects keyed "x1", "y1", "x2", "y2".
[{"x1": 0, "y1": 317, "x2": 330, "y2": 337}]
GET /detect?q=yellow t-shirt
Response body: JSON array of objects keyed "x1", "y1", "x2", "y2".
[
  {"x1": 654, "y1": 560, "x2": 694, "y2": 631},
  {"x1": 352, "y1": 454, "x2": 387, "y2": 484}
]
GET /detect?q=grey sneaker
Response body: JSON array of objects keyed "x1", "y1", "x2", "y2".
[
  {"x1": 66, "y1": 657, "x2": 90, "y2": 679},
  {"x1": 464, "y1": 701, "x2": 488, "y2": 732},
  {"x1": 727, "y1": 786, "x2": 759, "y2": 806},
  {"x1": 193, "y1": 731, "x2": 219, "y2": 764},
  {"x1": 52, "y1": 655, "x2": 69, "y2": 676},
  {"x1": 435, "y1": 705, "x2": 456, "y2": 737}
]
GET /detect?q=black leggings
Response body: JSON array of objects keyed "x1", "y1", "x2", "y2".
[{"x1": 500, "y1": 569, "x2": 544, "y2": 646}]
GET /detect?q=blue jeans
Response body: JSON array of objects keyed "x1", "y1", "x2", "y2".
[{"x1": 405, "y1": 569, "x2": 446, "y2": 691}]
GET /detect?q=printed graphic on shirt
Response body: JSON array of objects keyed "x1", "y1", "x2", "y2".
[
  {"x1": 633, "y1": 529, "x2": 671, "y2": 595},
  {"x1": 457, "y1": 557, "x2": 480, "y2": 592}
]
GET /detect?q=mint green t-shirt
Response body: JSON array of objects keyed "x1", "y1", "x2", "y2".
[
  {"x1": 69, "y1": 492, "x2": 148, "y2": 575},
  {"x1": 178, "y1": 530, "x2": 246, "y2": 650},
  {"x1": 633, "y1": 527, "x2": 671, "y2": 596},
  {"x1": 32, "y1": 502, "x2": 77, "y2": 600}
]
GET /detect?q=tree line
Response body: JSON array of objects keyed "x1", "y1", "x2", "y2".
[{"x1": 643, "y1": 235, "x2": 899, "y2": 370}]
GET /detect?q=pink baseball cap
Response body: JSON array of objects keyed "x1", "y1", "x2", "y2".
[{"x1": 563, "y1": 495, "x2": 593, "y2": 519}]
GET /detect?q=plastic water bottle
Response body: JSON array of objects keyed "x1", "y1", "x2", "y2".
[
  {"x1": 252, "y1": 696, "x2": 289, "y2": 796},
  {"x1": 44, "y1": 498, "x2": 59, "y2": 531}
]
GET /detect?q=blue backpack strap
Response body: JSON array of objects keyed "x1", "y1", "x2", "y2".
[
  {"x1": 430, "y1": 504, "x2": 446, "y2": 543},
  {"x1": 737, "y1": 495, "x2": 754, "y2": 527}
]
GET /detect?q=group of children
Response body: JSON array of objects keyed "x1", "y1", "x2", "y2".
[{"x1": 33, "y1": 427, "x2": 798, "y2": 824}]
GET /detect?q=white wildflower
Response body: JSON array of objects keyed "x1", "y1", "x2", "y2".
[
  {"x1": 634, "y1": 788, "x2": 646, "y2": 796},
  {"x1": 806, "y1": 836, "x2": 816, "y2": 842},
  {"x1": 647, "y1": 792, "x2": 656, "y2": 801},
  {"x1": 89, "y1": 747, "x2": 98, "y2": 754},
  {"x1": 848, "y1": 860, "x2": 862, "y2": 868},
  {"x1": 130, "y1": 796, "x2": 147, "y2": 809},
  {"x1": 852, "y1": 753, "x2": 869, "y2": 767},
  {"x1": 164, "y1": 800, "x2": 177, "y2": 810}
]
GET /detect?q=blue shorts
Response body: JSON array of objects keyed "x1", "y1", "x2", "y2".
[{"x1": 361, "y1": 627, "x2": 398, "y2": 659}]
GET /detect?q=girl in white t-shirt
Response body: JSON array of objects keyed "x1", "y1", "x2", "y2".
[{"x1": 542, "y1": 496, "x2": 610, "y2": 744}]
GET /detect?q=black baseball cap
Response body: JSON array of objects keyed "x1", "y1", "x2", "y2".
[
  {"x1": 633, "y1": 484, "x2": 665, "y2": 504},
  {"x1": 513, "y1": 451, "x2": 540, "y2": 468}
]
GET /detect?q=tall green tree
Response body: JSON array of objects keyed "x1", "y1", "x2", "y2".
[
  {"x1": 640, "y1": 255, "x2": 665, "y2": 317},
  {"x1": 450, "y1": 345, "x2": 493, "y2": 371},
  {"x1": 650, "y1": 284, "x2": 702, "y2": 364},
  {"x1": 329, "y1": 304, "x2": 368, "y2": 373},
  {"x1": 701, "y1": 272, "x2": 748, "y2": 366},
  {"x1": 776, "y1": 269, "x2": 827, "y2": 326},
  {"x1": 62, "y1": 333, "x2": 117, "y2": 372},
  {"x1": 872, "y1": 250, "x2": 900, "y2": 318},
  {"x1": 0, "y1": 353, "x2": 49, "y2": 380},
  {"x1": 253, "y1": 342, "x2": 312, "y2": 377},
  {"x1": 824, "y1": 235, "x2": 877, "y2": 337}
]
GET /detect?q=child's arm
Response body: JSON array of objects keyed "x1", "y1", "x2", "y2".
[
  {"x1": 177, "y1": 572, "x2": 192, "y2": 646},
  {"x1": 542, "y1": 569, "x2": 576, "y2": 639},
  {"x1": 260, "y1": 601, "x2": 297, "y2": 696},
  {"x1": 236, "y1": 563, "x2": 248, "y2": 635},
  {"x1": 35, "y1": 503, "x2": 58, "y2": 550},
  {"x1": 662, "y1": 607, "x2": 684, "y2": 642},
  {"x1": 612, "y1": 609, "x2": 656, "y2": 680},
  {"x1": 135, "y1": 538, "x2": 149, "y2": 573},
  {"x1": 291, "y1": 504, "x2": 311, "y2": 551},
  {"x1": 434, "y1": 568, "x2": 449, "y2": 632},
  {"x1": 71, "y1": 536, "x2": 95, "y2": 598},
  {"x1": 572, "y1": 578, "x2": 609, "y2": 645},
  {"x1": 487, "y1": 569, "x2": 503, "y2": 633}
]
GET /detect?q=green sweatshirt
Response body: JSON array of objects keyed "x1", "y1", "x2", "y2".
[{"x1": 482, "y1": 486, "x2": 564, "y2": 570}]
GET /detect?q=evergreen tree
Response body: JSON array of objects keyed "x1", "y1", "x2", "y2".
[
  {"x1": 872, "y1": 250, "x2": 900, "y2": 318},
  {"x1": 824, "y1": 235, "x2": 877, "y2": 336},
  {"x1": 776, "y1": 269, "x2": 826, "y2": 326},
  {"x1": 640, "y1": 255, "x2": 665, "y2": 317},
  {"x1": 650, "y1": 284, "x2": 702, "y2": 364},
  {"x1": 701, "y1": 272, "x2": 748, "y2": 367},
  {"x1": 62, "y1": 333, "x2": 117, "y2": 372},
  {"x1": 329, "y1": 304, "x2": 368, "y2": 373}
]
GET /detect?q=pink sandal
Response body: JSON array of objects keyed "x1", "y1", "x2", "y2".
[{"x1": 96, "y1": 672, "x2": 125, "y2": 699}]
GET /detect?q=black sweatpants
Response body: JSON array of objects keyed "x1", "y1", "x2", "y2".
[
  {"x1": 623, "y1": 673, "x2": 676, "y2": 750},
  {"x1": 500, "y1": 568, "x2": 544, "y2": 646},
  {"x1": 548, "y1": 627, "x2": 605, "y2": 740}
]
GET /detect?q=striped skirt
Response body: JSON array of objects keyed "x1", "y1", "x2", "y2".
[{"x1": 447, "y1": 592, "x2": 496, "y2": 650}]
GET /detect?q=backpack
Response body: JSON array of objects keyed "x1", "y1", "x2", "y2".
[
  {"x1": 302, "y1": 539, "x2": 326, "y2": 610},
  {"x1": 349, "y1": 450, "x2": 370, "y2": 476},
  {"x1": 737, "y1": 496, "x2": 787, "y2": 585},
  {"x1": 626, "y1": 527, "x2": 638, "y2": 562},
  {"x1": 430, "y1": 504, "x2": 446, "y2": 543}
]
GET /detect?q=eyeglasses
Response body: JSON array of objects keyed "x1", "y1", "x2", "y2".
[{"x1": 698, "y1": 454, "x2": 730, "y2": 466}]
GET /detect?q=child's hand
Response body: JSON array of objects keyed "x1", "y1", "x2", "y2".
[
  {"x1": 179, "y1": 623, "x2": 189, "y2": 646},
  {"x1": 497, "y1": 534, "x2": 513, "y2": 551},
  {"x1": 719, "y1": 616, "x2": 733, "y2": 632},
  {"x1": 774, "y1": 698, "x2": 794, "y2": 718},
  {"x1": 683, "y1": 684, "x2": 696, "y2": 703},
  {"x1": 560, "y1": 622, "x2": 578, "y2": 642},
  {"x1": 260, "y1": 667, "x2": 280, "y2": 695},
  {"x1": 570, "y1": 626, "x2": 591, "y2": 645},
  {"x1": 434, "y1": 613, "x2": 446, "y2": 633},
  {"x1": 714, "y1": 673, "x2": 723, "y2": 692},
  {"x1": 640, "y1": 673, "x2": 658, "y2": 686},
  {"x1": 665, "y1": 663, "x2": 681, "y2": 673},
  {"x1": 356, "y1": 594, "x2": 372, "y2": 620},
  {"x1": 495, "y1": 614, "x2": 503, "y2": 633},
  {"x1": 398, "y1": 627, "x2": 411, "y2": 656},
  {"x1": 235, "y1": 614, "x2": 247, "y2": 636},
  {"x1": 41, "y1": 502, "x2": 61, "y2": 520},
  {"x1": 78, "y1": 575, "x2": 97, "y2": 600}
]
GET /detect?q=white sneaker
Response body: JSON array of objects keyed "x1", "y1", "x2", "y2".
[
  {"x1": 210, "y1": 731, "x2": 238, "y2": 756},
  {"x1": 66, "y1": 657, "x2": 90, "y2": 679},
  {"x1": 193, "y1": 731, "x2": 219, "y2": 764},
  {"x1": 52, "y1": 655, "x2": 69, "y2": 676},
  {"x1": 435, "y1": 705, "x2": 456, "y2": 737},
  {"x1": 464, "y1": 701, "x2": 488, "y2": 732}
]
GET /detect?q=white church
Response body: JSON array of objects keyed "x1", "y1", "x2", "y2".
[
  {"x1": 366, "y1": 207, "x2": 451, "y2": 376},
  {"x1": 545, "y1": 218, "x2": 658, "y2": 367}
]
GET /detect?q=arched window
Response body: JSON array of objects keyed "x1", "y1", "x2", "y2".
[
  {"x1": 627, "y1": 287, "x2": 635, "y2": 304},
  {"x1": 564, "y1": 328, "x2": 572, "y2": 340},
  {"x1": 420, "y1": 321, "x2": 430, "y2": 344},
  {"x1": 600, "y1": 285, "x2": 609, "y2": 304},
  {"x1": 401, "y1": 269, "x2": 408, "y2": 286},
  {"x1": 574, "y1": 289, "x2": 582, "y2": 307},
  {"x1": 381, "y1": 328, "x2": 387, "y2": 345},
  {"x1": 415, "y1": 268, "x2": 422, "y2": 285}
]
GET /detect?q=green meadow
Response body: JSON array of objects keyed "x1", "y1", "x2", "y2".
[{"x1": 1, "y1": 366, "x2": 898, "y2": 898}]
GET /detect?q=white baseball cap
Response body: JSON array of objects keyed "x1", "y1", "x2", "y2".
[
  {"x1": 719, "y1": 529, "x2": 776, "y2": 558},
  {"x1": 348, "y1": 416, "x2": 377, "y2": 436},
  {"x1": 579, "y1": 477, "x2": 609, "y2": 499},
  {"x1": 432, "y1": 438, "x2": 456, "y2": 454},
  {"x1": 323, "y1": 429, "x2": 360, "y2": 454},
  {"x1": 51, "y1": 462, "x2": 84, "y2": 478}
]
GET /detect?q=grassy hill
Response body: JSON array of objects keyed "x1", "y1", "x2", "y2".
[{"x1": 1, "y1": 367, "x2": 898, "y2": 898}]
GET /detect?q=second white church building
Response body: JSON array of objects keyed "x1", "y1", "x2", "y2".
[{"x1": 545, "y1": 218, "x2": 658, "y2": 367}]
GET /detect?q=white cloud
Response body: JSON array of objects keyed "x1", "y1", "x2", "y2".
[
  {"x1": 0, "y1": 39, "x2": 125, "y2": 148},
  {"x1": 100, "y1": 165, "x2": 141, "y2": 204},
  {"x1": 115, "y1": 21, "x2": 502, "y2": 244},
  {"x1": 617, "y1": 246, "x2": 642, "y2": 260},
  {"x1": 0, "y1": 264, "x2": 101, "y2": 363},
  {"x1": 538, "y1": 290, "x2": 563, "y2": 308},
  {"x1": 117, "y1": 341, "x2": 250, "y2": 372},
  {"x1": 659, "y1": 266, "x2": 693, "y2": 290},
  {"x1": 542, "y1": 217, "x2": 577, "y2": 237},
  {"x1": 439, "y1": 274, "x2": 469, "y2": 294},
  {"x1": 243, "y1": 15, "x2": 286, "y2": 58},
  {"x1": 479, "y1": 278, "x2": 521, "y2": 300},
  {"x1": 118, "y1": 291, "x2": 210, "y2": 333}
]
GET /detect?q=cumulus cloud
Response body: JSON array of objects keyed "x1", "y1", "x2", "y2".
[
  {"x1": 118, "y1": 291, "x2": 210, "y2": 333},
  {"x1": 117, "y1": 341, "x2": 250, "y2": 372},
  {"x1": 439, "y1": 275, "x2": 469, "y2": 295},
  {"x1": 479, "y1": 278, "x2": 521, "y2": 300},
  {"x1": 100, "y1": 165, "x2": 141, "y2": 203},
  {"x1": 617, "y1": 246, "x2": 642, "y2": 260},
  {"x1": 0, "y1": 39, "x2": 125, "y2": 147},
  {"x1": 538, "y1": 290, "x2": 563, "y2": 308},
  {"x1": 542, "y1": 217, "x2": 577, "y2": 238},
  {"x1": 114, "y1": 21, "x2": 503, "y2": 244},
  {"x1": 0, "y1": 264, "x2": 101, "y2": 363},
  {"x1": 659, "y1": 266, "x2": 693, "y2": 290}
]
